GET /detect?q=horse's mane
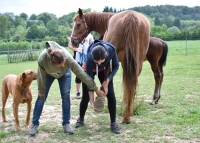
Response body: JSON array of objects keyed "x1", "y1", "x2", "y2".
[
  {"x1": 85, "y1": 12, "x2": 114, "y2": 23},
  {"x1": 73, "y1": 11, "x2": 115, "y2": 33}
]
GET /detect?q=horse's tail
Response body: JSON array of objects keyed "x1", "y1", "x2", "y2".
[
  {"x1": 159, "y1": 41, "x2": 168, "y2": 67},
  {"x1": 121, "y1": 12, "x2": 139, "y2": 120}
]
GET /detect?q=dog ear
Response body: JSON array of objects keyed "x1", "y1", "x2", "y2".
[{"x1": 20, "y1": 73, "x2": 26, "y2": 80}]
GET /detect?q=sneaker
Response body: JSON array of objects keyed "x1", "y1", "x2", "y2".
[
  {"x1": 63, "y1": 124, "x2": 74, "y2": 135},
  {"x1": 110, "y1": 122, "x2": 121, "y2": 134},
  {"x1": 29, "y1": 124, "x2": 38, "y2": 136},
  {"x1": 75, "y1": 117, "x2": 84, "y2": 128},
  {"x1": 75, "y1": 92, "x2": 82, "y2": 99}
]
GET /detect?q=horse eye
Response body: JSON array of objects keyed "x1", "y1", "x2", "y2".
[
  {"x1": 30, "y1": 71, "x2": 33, "y2": 74},
  {"x1": 77, "y1": 23, "x2": 81, "y2": 27}
]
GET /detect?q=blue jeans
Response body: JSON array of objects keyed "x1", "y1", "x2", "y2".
[{"x1": 32, "y1": 68, "x2": 71, "y2": 126}]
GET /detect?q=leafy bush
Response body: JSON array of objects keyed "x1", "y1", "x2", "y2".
[
  {"x1": 0, "y1": 41, "x2": 45, "y2": 51},
  {"x1": 0, "y1": 41, "x2": 31, "y2": 51}
]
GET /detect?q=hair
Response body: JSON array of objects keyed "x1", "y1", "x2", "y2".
[
  {"x1": 47, "y1": 48, "x2": 65, "y2": 65},
  {"x1": 91, "y1": 45, "x2": 108, "y2": 60}
]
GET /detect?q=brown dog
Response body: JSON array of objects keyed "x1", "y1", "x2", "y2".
[{"x1": 1, "y1": 70, "x2": 37, "y2": 131}]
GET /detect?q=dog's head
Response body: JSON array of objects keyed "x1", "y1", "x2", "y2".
[{"x1": 20, "y1": 70, "x2": 37, "y2": 84}]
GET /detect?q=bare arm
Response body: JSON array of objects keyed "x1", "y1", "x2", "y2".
[
  {"x1": 68, "y1": 42, "x2": 77, "y2": 52},
  {"x1": 100, "y1": 78, "x2": 110, "y2": 95},
  {"x1": 89, "y1": 36, "x2": 94, "y2": 44},
  {"x1": 68, "y1": 42, "x2": 82, "y2": 54},
  {"x1": 89, "y1": 90, "x2": 106, "y2": 111}
]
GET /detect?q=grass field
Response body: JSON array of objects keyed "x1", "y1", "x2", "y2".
[{"x1": 0, "y1": 40, "x2": 200, "y2": 142}]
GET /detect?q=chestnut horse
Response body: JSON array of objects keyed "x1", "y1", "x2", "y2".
[
  {"x1": 71, "y1": 8, "x2": 151, "y2": 123},
  {"x1": 70, "y1": 10, "x2": 168, "y2": 105}
]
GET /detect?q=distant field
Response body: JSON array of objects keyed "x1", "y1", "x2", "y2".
[{"x1": 0, "y1": 40, "x2": 200, "y2": 142}]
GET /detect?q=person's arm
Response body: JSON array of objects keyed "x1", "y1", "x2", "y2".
[
  {"x1": 68, "y1": 42, "x2": 76, "y2": 52},
  {"x1": 88, "y1": 33, "x2": 94, "y2": 45},
  {"x1": 88, "y1": 91, "x2": 96, "y2": 110},
  {"x1": 37, "y1": 61, "x2": 47, "y2": 100},
  {"x1": 68, "y1": 41, "x2": 82, "y2": 54},
  {"x1": 66, "y1": 55, "x2": 105, "y2": 98},
  {"x1": 107, "y1": 53, "x2": 119, "y2": 80},
  {"x1": 89, "y1": 35, "x2": 94, "y2": 44},
  {"x1": 100, "y1": 53, "x2": 119, "y2": 95}
]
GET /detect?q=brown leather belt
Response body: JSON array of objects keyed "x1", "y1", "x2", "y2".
[{"x1": 93, "y1": 68, "x2": 104, "y2": 72}]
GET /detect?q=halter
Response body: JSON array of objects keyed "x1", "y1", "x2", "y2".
[{"x1": 70, "y1": 16, "x2": 88, "y2": 44}]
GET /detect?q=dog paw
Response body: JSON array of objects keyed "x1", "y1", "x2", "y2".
[
  {"x1": 25, "y1": 125, "x2": 30, "y2": 129},
  {"x1": 3, "y1": 119, "x2": 8, "y2": 122}
]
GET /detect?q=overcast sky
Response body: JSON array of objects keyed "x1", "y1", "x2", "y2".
[{"x1": 0, "y1": 0, "x2": 200, "y2": 18}]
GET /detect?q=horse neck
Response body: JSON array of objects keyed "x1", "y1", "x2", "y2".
[{"x1": 85, "y1": 12, "x2": 115, "y2": 35}]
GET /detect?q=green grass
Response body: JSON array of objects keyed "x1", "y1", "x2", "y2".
[{"x1": 0, "y1": 40, "x2": 200, "y2": 142}]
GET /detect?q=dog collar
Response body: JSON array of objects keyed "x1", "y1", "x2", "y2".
[{"x1": 17, "y1": 85, "x2": 27, "y2": 96}]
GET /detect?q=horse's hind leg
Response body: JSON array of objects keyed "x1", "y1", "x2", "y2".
[
  {"x1": 149, "y1": 63, "x2": 161, "y2": 105},
  {"x1": 155, "y1": 65, "x2": 164, "y2": 104}
]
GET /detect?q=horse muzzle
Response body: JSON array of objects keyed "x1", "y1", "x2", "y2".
[{"x1": 70, "y1": 37, "x2": 80, "y2": 47}]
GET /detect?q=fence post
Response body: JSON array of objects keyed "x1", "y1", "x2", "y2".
[
  {"x1": 186, "y1": 36, "x2": 188, "y2": 55},
  {"x1": 7, "y1": 47, "x2": 10, "y2": 63}
]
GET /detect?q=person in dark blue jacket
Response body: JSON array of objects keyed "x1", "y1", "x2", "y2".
[{"x1": 75, "y1": 40, "x2": 121, "y2": 134}]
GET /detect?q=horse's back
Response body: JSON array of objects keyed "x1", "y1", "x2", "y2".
[
  {"x1": 108, "y1": 10, "x2": 150, "y2": 32},
  {"x1": 104, "y1": 10, "x2": 150, "y2": 60},
  {"x1": 147, "y1": 37, "x2": 164, "y2": 62}
]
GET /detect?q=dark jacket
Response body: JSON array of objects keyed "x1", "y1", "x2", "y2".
[{"x1": 86, "y1": 40, "x2": 119, "y2": 84}]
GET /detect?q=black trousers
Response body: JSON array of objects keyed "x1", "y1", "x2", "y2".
[
  {"x1": 79, "y1": 71, "x2": 117, "y2": 123},
  {"x1": 75, "y1": 62, "x2": 82, "y2": 84}
]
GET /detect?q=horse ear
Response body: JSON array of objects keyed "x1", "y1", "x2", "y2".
[{"x1": 78, "y1": 8, "x2": 83, "y2": 18}]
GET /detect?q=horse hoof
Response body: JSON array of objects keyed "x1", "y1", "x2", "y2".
[
  {"x1": 149, "y1": 102, "x2": 154, "y2": 105},
  {"x1": 149, "y1": 100, "x2": 156, "y2": 105},
  {"x1": 122, "y1": 117, "x2": 131, "y2": 124}
]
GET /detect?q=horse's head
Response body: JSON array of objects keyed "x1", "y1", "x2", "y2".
[{"x1": 70, "y1": 8, "x2": 88, "y2": 47}]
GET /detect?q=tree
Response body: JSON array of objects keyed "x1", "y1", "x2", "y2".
[
  {"x1": 162, "y1": 15, "x2": 175, "y2": 28},
  {"x1": 0, "y1": 15, "x2": 9, "y2": 39},
  {"x1": 30, "y1": 14, "x2": 37, "y2": 20},
  {"x1": 14, "y1": 16, "x2": 27, "y2": 28},
  {"x1": 20, "y1": 12, "x2": 28, "y2": 20},
  {"x1": 26, "y1": 25, "x2": 39, "y2": 39},
  {"x1": 154, "y1": 16, "x2": 161, "y2": 26},
  {"x1": 167, "y1": 26, "x2": 180, "y2": 34},
  {"x1": 37, "y1": 12, "x2": 53, "y2": 26},
  {"x1": 103, "y1": 6, "x2": 110, "y2": 12},
  {"x1": 3, "y1": 12, "x2": 15, "y2": 21},
  {"x1": 113, "y1": 8, "x2": 117, "y2": 13},
  {"x1": 12, "y1": 25, "x2": 26, "y2": 42},
  {"x1": 58, "y1": 25, "x2": 72, "y2": 38},
  {"x1": 37, "y1": 25, "x2": 48, "y2": 39},
  {"x1": 46, "y1": 20, "x2": 59, "y2": 37},
  {"x1": 109, "y1": 7, "x2": 113, "y2": 12},
  {"x1": 174, "y1": 17, "x2": 181, "y2": 28},
  {"x1": 58, "y1": 12, "x2": 76, "y2": 27},
  {"x1": 151, "y1": 24, "x2": 168, "y2": 37},
  {"x1": 27, "y1": 20, "x2": 42, "y2": 28},
  {"x1": 3, "y1": 12, "x2": 15, "y2": 28}
]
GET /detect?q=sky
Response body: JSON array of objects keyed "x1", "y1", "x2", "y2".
[{"x1": 0, "y1": 0, "x2": 200, "y2": 18}]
